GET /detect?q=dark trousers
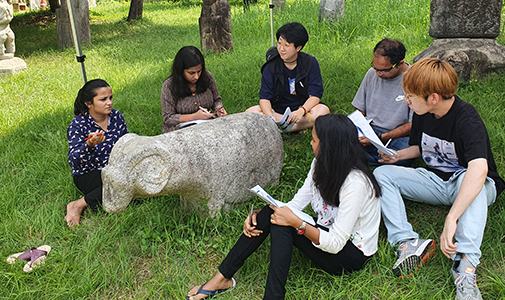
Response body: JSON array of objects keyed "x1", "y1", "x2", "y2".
[
  {"x1": 218, "y1": 206, "x2": 372, "y2": 300},
  {"x1": 73, "y1": 170, "x2": 102, "y2": 210}
]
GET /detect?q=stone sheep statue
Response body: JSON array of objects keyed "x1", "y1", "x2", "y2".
[{"x1": 102, "y1": 112, "x2": 284, "y2": 216}]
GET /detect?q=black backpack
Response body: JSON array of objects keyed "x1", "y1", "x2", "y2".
[{"x1": 260, "y1": 46, "x2": 280, "y2": 74}]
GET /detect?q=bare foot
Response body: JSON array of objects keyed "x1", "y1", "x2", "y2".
[
  {"x1": 187, "y1": 272, "x2": 234, "y2": 300},
  {"x1": 64, "y1": 198, "x2": 87, "y2": 227}
]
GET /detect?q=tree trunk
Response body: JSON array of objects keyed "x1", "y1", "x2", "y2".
[
  {"x1": 56, "y1": 0, "x2": 90, "y2": 48},
  {"x1": 48, "y1": 0, "x2": 60, "y2": 13},
  {"x1": 319, "y1": 0, "x2": 344, "y2": 23},
  {"x1": 199, "y1": 0, "x2": 233, "y2": 53},
  {"x1": 127, "y1": 0, "x2": 143, "y2": 21}
]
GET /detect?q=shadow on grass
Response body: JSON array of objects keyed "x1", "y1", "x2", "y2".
[{"x1": 10, "y1": 0, "x2": 255, "y2": 58}]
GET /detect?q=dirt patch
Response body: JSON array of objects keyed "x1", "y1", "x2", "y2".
[{"x1": 12, "y1": 11, "x2": 56, "y2": 27}]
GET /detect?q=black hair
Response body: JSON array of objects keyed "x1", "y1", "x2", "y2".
[
  {"x1": 169, "y1": 46, "x2": 210, "y2": 100},
  {"x1": 312, "y1": 114, "x2": 381, "y2": 207},
  {"x1": 373, "y1": 38, "x2": 406, "y2": 66},
  {"x1": 73, "y1": 79, "x2": 110, "y2": 116},
  {"x1": 275, "y1": 22, "x2": 309, "y2": 50}
]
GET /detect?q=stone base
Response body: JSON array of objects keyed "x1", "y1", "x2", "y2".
[
  {"x1": 414, "y1": 38, "x2": 505, "y2": 81},
  {"x1": 0, "y1": 57, "x2": 27, "y2": 77}
]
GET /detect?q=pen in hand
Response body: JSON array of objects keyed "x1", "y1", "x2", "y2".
[
  {"x1": 199, "y1": 106, "x2": 217, "y2": 119},
  {"x1": 384, "y1": 138, "x2": 392, "y2": 148},
  {"x1": 84, "y1": 131, "x2": 103, "y2": 140},
  {"x1": 249, "y1": 204, "x2": 254, "y2": 227},
  {"x1": 199, "y1": 106, "x2": 212, "y2": 114}
]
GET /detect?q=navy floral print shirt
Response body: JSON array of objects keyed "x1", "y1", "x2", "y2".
[{"x1": 67, "y1": 109, "x2": 128, "y2": 176}]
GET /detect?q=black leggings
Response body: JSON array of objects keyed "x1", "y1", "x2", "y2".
[
  {"x1": 73, "y1": 170, "x2": 102, "y2": 210},
  {"x1": 218, "y1": 206, "x2": 372, "y2": 300}
]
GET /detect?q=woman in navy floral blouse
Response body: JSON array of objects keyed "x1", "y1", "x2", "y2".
[{"x1": 65, "y1": 79, "x2": 128, "y2": 227}]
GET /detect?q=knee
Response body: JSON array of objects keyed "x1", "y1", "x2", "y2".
[
  {"x1": 373, "y1": 165, "x2": 396, "y2": 182},
  {"x1": 245, "y1": 105, "x2": 261, "y2": 113},
  {"x1": 310, "y1": 104, "x2": 330, "y2": 118}
]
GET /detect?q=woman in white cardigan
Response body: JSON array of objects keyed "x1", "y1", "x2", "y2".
[{"x1": 186, "y1": 113, "x2": 382, "y2": 300}]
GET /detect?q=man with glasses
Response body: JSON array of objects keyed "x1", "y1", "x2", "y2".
[
  {"x1": 374, "y1": 58, "x2": 504, "y2": 299},
  {"x1": 352, "y1": 38, "x2": 413, "y2": 166}
]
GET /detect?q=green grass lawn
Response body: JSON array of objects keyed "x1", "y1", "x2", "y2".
[{"x1": 1, "y1": 0, "x2": 505, "y2": 298}]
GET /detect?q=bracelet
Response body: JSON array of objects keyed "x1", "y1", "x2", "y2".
[
  {"x1": 299, "y1": 106, "x2": 307, "y2": 115},
  {"x1": 307, "y1": 113, "x2": 311, "y2": 123}
]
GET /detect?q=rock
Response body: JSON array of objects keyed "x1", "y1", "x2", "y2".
[
  {"x1": 102, "y1": 112, "x2": 284, "y2": 216},
  {"x1": 429, "y1": 0, "x2": 502, "y2": 38},
  {"x1": 415, "y1": 0, "x2": 505, "y2": 80},
  {"x1": 414, "y1": 38, "x2": 505, "y2": 81}
]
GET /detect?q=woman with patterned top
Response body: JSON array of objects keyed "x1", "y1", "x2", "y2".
[
  {"x1": 186, "y1": 114, "x2": 381, "y2": 300},
  {"x1": 65, "y1": 79, "x2": 129, "y2": 227},
  {"x1": 161, "y1": 46, "x2": 227, "y2": 133}
]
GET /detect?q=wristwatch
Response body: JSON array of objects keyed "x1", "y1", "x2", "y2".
[{"x1": 296, "y1": 221, "x2": 306, "y2": 235}]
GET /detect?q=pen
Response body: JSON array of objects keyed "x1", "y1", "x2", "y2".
[
  {"x1": 249, "y1": 204, "x2": 254, "y2": 227},
  {"x1": 384, "y1": 138, "x2": 392, "y2": 148},
  {"x1": 84, "y1": 132, "x2": 103, "y2": 140},
  {"x1": 199, "y1": 106, "x2": 212, "y2": 114}
]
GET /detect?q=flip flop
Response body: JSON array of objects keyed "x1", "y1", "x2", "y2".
[
  {"x1": 5, "y1": 245, "x2": 51, "y2": 272},
  {"x1": 6, "y1": 248, "x2": 34, "y2": 264},
  {"x1": 23, "y1": 245, "x2": 51, "y2": 273},
  {"x1": 186, "y1": 277, "x2": 236, "y2": 300}
]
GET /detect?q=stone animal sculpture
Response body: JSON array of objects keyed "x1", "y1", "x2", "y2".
[{"x1": 102, "y1": 112, "x2": 284, "y2": 216}]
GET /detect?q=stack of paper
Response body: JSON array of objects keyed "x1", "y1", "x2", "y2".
[{"x1": 347, "y1": 110, "x2": 397, "y2": 156}]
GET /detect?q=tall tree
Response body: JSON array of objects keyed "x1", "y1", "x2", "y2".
[
  {"x1": 127, "y1": 0, "x2": 143, "y2": 21},
  {"x1": 48, "y1": 0, "x2": 59, "y2": 13},
  {"x1": 56, "y1": 0, "x2": 90, "y2": 48}
]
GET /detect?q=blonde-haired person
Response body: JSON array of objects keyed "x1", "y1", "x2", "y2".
[{"x1": 374, "y1": 58, "x2": 504, "y2": 300}]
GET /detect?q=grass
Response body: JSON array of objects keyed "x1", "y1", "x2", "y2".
[{"x1": 1, "y1": 0, "x2": 505, "y2": 298}]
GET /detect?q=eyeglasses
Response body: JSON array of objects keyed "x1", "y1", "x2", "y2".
[{"x1": 370, "y1": 62, "x2": 398, "y2": 74}]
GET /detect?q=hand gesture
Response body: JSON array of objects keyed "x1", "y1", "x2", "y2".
[
  {"x1": 86, "y1": 130, "x2": 105, "y2": 147},
  {"x1": 194, "y1": 109, "x2": 214, "y2": 120},
  {"x1": 215, "y1": 107, "x2": 227, "y2": 118},
  {"x1": 270, "y1": 205, "x2": 299, "y2": 227},
  {"x1": 243, "y1": 209, "x2": 263, "y2": 238},
  {"x1": 378, "y1": 150, "x2": 399, "y2": 164},
  {"x1": 440, "y1": 216, "x2": 458, "y2": 258},
  {"x1": 287, "y1": 108, "x2": 305, "y2": 124},
  {"x1": 359, "y1": 136, "x2": 372, "y2": 147}
]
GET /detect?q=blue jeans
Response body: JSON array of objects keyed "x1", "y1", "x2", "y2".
[
  {"x1": 373, "y1": 165, "x2": 496, "y2": 267},
  {"x1": 365, "y1": 128, "x2": 413, "y2": 167}
]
